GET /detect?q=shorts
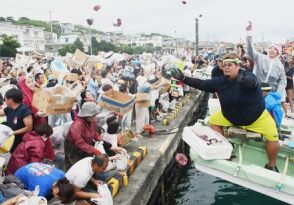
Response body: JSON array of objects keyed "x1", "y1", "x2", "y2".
[{"x1": 209, "y1": 110, "x2": 278, "y2": 142}]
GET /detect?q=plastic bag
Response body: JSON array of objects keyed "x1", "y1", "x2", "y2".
[
  {"x1": 114, "y1": 153, "x2": 129, "y2": 171},
  {"x1": 50, "y1": 126, "x2": 64, "y2": 147},
  {"x1": 90, "y1": 184, "x2": 113, "y2": 205},
  {"x1": 94, "y1": 141, "x2": 106, "y2": 154},
  {"x1": 18, "y1": 186, "x2": 47, "y2": 205},
  {"x1": 0, "y1": 124, "x2": 15, "y2": 153},
  {"x1": 0, "y1": 124, "x2": 13, "y2": 145},
  {"x1": 159, "y1": 93, "x2": 170, "y2": 112},
  {"x1": 0, "y1": 135, "x2": 15, "y2": 153}
]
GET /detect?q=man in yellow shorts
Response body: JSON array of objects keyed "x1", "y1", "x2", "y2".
[{"x1": 172, "y1": 53, "x2": 279, "y2": 172}]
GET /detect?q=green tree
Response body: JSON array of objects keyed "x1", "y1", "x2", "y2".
[
  {"x1": 58, "y1": 44, "x2": 76, "y2": 56},
  {"x1": 0, "y1": 17, "x2": 6, "y2": 22},
  {"x1": 116, "y1": 44, "x2": 133, "y2": 54},
  {"x1": 91, "y1": 38, "x2": 117, "y2": 54},
  {"x1": 6, "y1": 16, "x2": 15, "y2": 23},
  {"x1": 0, "y1": 34, "x2": 21, "y2": 57},
  {"x1": 58, "y1": 38, "x2": 85, "y2": 56},
  {"x1": 74, "y1": 38, "x2": 84, "y2": 51},
  {"x1": 19, "y1": 17, "x2": 30, "y2": 21},
  {"x1": 144, "y1": 46, "x2": 155, "y2": 53},
  {"x1": 133, "y1": 46, "x2": 144, "y2": 54}
]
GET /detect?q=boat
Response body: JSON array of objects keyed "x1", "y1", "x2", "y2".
[{"x1": 183, "y1": 99, "x2": 294, "y2": 204}]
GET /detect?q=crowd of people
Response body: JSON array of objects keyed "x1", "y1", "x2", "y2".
[{"x1": 0, "y1": 22, "x2": 293, "y2": 204}]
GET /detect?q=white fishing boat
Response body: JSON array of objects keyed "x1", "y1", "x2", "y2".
[{"x1": 183, "y1": 99, "x2": 294, "y2": 204}]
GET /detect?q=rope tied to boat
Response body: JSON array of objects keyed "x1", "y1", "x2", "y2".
[
  {"x1": 234, "y1": 144, "x2": 245, "y2": 177},
  {"x1": 275, "y1": 156, "x2": 289, "y2": 192}
]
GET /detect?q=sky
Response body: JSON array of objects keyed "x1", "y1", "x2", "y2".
[{"x1": 0, "y1": 0, "x2": 293, "y2": 43}]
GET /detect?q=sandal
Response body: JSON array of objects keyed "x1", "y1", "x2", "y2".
[{"x1": 264, "y1": 164, "x2": 279, "y2": 173}]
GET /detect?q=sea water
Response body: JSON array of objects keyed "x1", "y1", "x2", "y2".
[{"x1": 171, "y1": 160, "x2": 288, "y2": 205}]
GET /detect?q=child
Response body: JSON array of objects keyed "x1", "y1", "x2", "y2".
[
  {"x1": 6, "y1": 124, "x2": 54, "y2": 175},
  {"x1": 96, "y1": 125, "x2": 126, "y2": 157},
  {"x1": 103, "y1": 117, "x2": 121, "y2": 147}
]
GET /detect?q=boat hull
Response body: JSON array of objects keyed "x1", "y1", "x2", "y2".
[{"x1": 190, "y1": 147, "x2": 294, "y2": 205}]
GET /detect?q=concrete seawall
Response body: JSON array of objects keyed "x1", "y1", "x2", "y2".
[{"x1": 114, "y1": 90, "x2": 208, "y2": 205}]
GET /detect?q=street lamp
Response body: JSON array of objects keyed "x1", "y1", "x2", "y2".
[{"x1": 195, "y1": 14, "x2": 202, "y2": 57}]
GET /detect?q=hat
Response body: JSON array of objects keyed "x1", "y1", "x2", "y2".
[
  {"x1": 78, "y1": 102, "x2": 99, "y2": 117},
  {"x1": 260, "y1": 83, "x2": 272, "y2": 91},
  {"x1": 269, "y1": 44, "x2": 282, "y2": 55}
]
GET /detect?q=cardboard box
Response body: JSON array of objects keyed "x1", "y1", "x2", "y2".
[
  {"x1": 52, "y1": 70, "x2": 69, "y2": 81},
  {"x1": 72, "y1": 49, "x2": 89, "y2": 66},
  {"x1": 31, "y1": 52, "x2": 44, "y2": 60},
  {"x1": 136, "y1": 93, "x2": 151, "y2": 107},
  {"x1": 32, "y1": 86, "x2": 77, "y2": 115},
  {"x1": 15, "y1": 54, "x2": 30, "y2": 67},
  {"x1": 119, "y1": 130, "x2": 135, "y2": 147},
  {"x1": 64, "y1": 73, "x2": 78, "y2": 82},
  {"x1": 52, "y1": 70, "x2": 78, "y2": 82},
  {"x1": 99, "y1": 90, "x2": 135, "y2": 115}
]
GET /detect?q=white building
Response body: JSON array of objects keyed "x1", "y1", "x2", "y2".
[
  {"x1": 121, "y1": 34, "x2": 163, "y2": 48},
  {"x1": 0, "y1": 22, "x2": 46, "y2": 53},
  {"x1": 0, "y1": 22, "x2": 25, "y2": 46},
  {"x1": 60, "y1": 23, "x2": 75, "y2": 34},
  {"x1": 44, "y1": 31, "x2": 58, "y2": 44},
  {"x1": 59, "y1": 34, "x2": 79, "y2": 44}
]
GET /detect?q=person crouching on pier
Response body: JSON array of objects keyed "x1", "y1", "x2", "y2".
[{"x1": 64, "y1": 102, "x2": 101, "y2": 171}]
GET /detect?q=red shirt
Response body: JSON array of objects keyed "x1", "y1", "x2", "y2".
[
  {"x1": 7, "y1": 132, "x2": 46, "y2": 175},
  {"x1": 66, "y1": 116, "x2": 97, "y2": 155}
]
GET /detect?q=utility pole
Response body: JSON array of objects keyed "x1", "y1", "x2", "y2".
[
  {"x1": 49, "y1": 11, "x2": 55, "y2": 56},
  {"x1": 195, "y1": 14, "x2": 202, "y2": 57},
  {"x1": 88, "y1": 27, "x2": 93, "y2": 55},
  {"x1": 175, "y1": 30, "x2": 177, "y2": 56}
]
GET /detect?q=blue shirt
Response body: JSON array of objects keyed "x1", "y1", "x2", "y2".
[{"x1": 15, "y1": 163, "x2": 65, "y2": 197}]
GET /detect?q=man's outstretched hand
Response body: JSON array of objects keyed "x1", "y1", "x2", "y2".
[{"x1": 171, "y1": 68, "x2": 185, "y2": 81}]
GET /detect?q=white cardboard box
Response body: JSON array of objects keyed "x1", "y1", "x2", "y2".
[{"x1": 182, "y1": 123, "x2": 233, "y2": 160}]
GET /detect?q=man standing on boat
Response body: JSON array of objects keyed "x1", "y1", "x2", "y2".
[{"x1": 171, "y1": 53, "x2": 280, "y2": 172}]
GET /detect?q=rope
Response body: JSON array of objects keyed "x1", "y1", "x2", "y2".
[
  {"x1": 234, "y1": 144, "x2": 244, "y2": 177},
  {"x1": 275, "y1": 156, "x2": 289, "y2": 192}
]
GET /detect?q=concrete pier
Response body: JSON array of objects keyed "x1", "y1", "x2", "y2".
[{"x1": 114, "y1": 90, "x2": 207, "y2": 205}]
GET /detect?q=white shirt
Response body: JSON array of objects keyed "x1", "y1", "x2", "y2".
[
  {"x1": 103, "y1": 132, "x2": 118, "y2": 147},
  {"x1": 65, "y1": 157, "x2": 94, "y2": 188}
]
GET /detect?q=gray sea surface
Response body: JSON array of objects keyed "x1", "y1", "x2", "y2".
[{"x1": 171, "y1": 160, "x2": 289, "y2": 205}]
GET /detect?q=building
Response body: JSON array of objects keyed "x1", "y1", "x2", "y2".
[
  {"x1": 60, "y1": 23, "x2": 75, "y2": 34},
  {"x1": 0, "y1": 22, "x2": 47, "y2": 54},
  {"x1": 59, "y1": 34, "x2": 79, "y2": 44},
  {"x1": 0, "y1": 22, "x2": 25, "y2": 45}
]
